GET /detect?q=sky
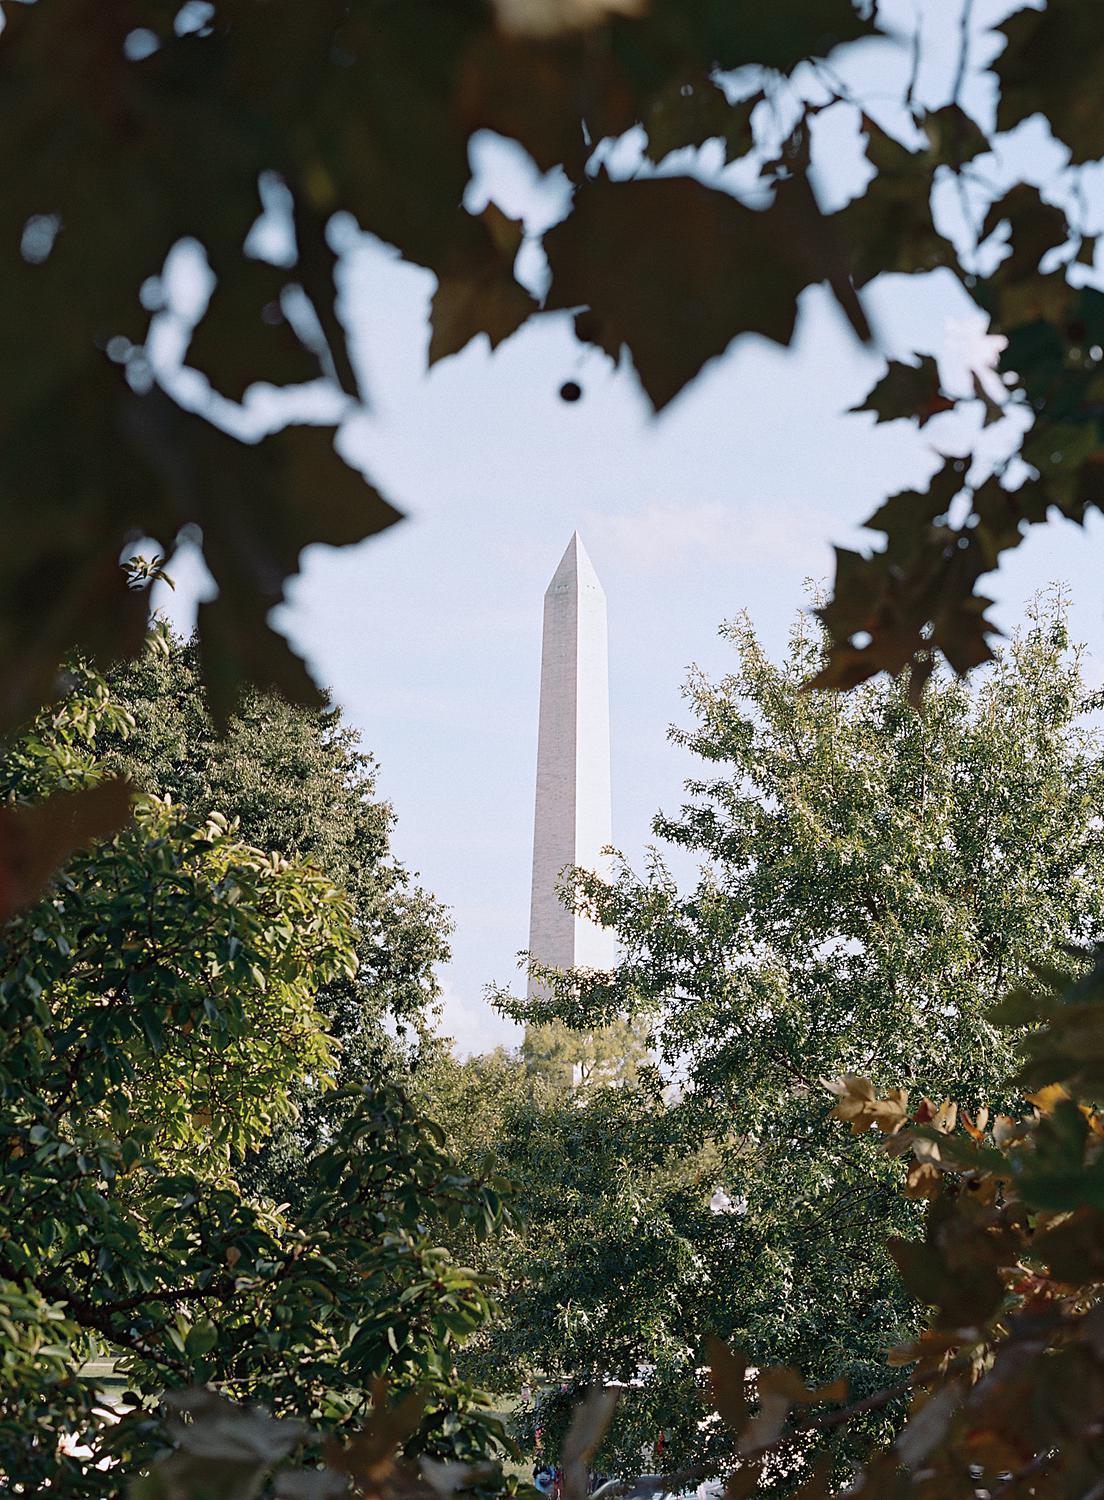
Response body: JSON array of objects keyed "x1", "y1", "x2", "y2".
[{"x1": 155, "y1": 0, "x2": 1104, "y2": 1054}]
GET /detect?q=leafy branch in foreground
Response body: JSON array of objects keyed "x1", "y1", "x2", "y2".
[
  {"x1": 10, "y1": 0, "x2": 1104, "y2": 755},
  {"x1": 690, "y1": 948, "x2": 1104, "y2": 1498},
  {"x1": 0, "y1": 660, "x2": 512, "y2": 1495}
]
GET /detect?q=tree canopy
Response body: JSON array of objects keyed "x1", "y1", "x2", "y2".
[
  {"x1": 0, "y1": 646, "x2": 511, "y2": 1495},
  {"x1": 505, "y1": 598, "x2": 1104, "y2": 1479},
  {"x1": 97, "y1": 630, "x2": 452, "y2": 1201},
  {"x1": 12, "y1": 3, "x2": 1104, "y2": 1495}
]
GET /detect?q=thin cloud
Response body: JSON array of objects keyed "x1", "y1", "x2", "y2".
[{"x1": 586, "y1": 499, "x2": 824, "y2": 573}]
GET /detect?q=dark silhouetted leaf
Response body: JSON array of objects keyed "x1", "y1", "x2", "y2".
[
  {"x1": 429, "y1": 206, "x2": 537, "y2": 365},
  {"x1": 0, "y1": 779, "x2": 132, "y2": 923},
  {"x1": 545, "y1": 168, "x2": 868, "y2": 411},
  {"x1": 119, "y1": 392, "x2": 400, "y2": 725},
  {"x1": 996, "y1": 2, "x2": 1104, "y2": 164},
  {"x1": 834, "y1": 122, "x2": 955, "y2": 286},
  {"x1": 562, "y1": 1387, "x2": 619, "y2": 1500},
  {"x1": 644, "y1": 84, "x2": 760, "y2": 165},
  {"x1": 707, "y1": 1337, "x2": 749, "y2": 1439},
  {"x1": 851, "y1": 356, "x2": 954, "y2": 427}
]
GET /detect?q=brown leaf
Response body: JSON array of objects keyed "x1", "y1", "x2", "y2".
[
  {"x1": 722, "y1": 1461, "x2": 762, "y2": 1500},
  {"x1": 850, "y1": 356, "x2": 954, "y2": 428},
  {"x1": 1035, "y1": 1207, "x2": 1104, "y2": 1284},
  {"x1": 894, "y1": 1384, "x2": 962, "y2": 1469},
  {"x1": 187, "y1": 255, "x2": 322, "y2": 403},
  {"x1": 904, "y1": 1161, "x2": 942, "y2": 1201},
  {"x1": 545, "y1": 168, "x2": 867, "y2": 411},
  {"x1": 429, "y1": 206, "x2": 537, "y2": 365},
  {"x1": 0, "y1": 779, "x2": 132, "y2": 923},
  {"x1": 739, "y1": 1367, "x2": 846, "y2": 1455},
  {"x1": 707, "y1": 1337, "x2": 749, "y2": 1439},
  {"x1": 325, "y1": 1385, "x2": 427, "y2": 1497},
  {"x1": 825, "y1": 1076, "x2": 908, "y2": 1135},
  {"x1": 459, "y1": 32, "x2": 636, "y2": 177},
  {"x1": 643, "y1": 84, "x2": 759, "y2": 165}
]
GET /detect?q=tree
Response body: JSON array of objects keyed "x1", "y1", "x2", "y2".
[
  {"x1": 0, "y1": 650, "x2": 510, "y2": 1495},
  {"x1": 415, "y1": 1040, "x2": 726, "y2": 1477},
  {"x1": 13, "y1": 5, "x2": 1104, "y2": 1494},
  {"x1": 96, "y1": 629, "x2": 452, "y2": 1201},
  {"x1": 506, "y1": 596, "x2": 1104, "y2": 1475},
  {"x1": 521, "y1": 1018, "x2": 648, "y2": 1093},
  {"x1": 698, "y1": 969, "x2": 1104, "y2": 1500}
]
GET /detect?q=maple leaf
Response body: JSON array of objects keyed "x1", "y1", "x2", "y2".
[
  {"x1": 429, "y1": 205, "x2": 537, "y2": 365},
  {"x1": 851, "y1": 356, "x2": 955, "y2": 428},
  {"x1": 996, "y1": 1, "x2": 1104, "y2": 164},
  {"x1": 545, "y1": 168, "x2": 867, "y2": 411},
  {"x1": 825, "y1": 1076, "x2": 908, "y2": 1135}
]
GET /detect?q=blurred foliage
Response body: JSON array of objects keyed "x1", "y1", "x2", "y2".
[
  {"x1": 7, "y1": 0, "x2": 1104, "y2": 832},
  {"x1": 504, "y1": 597, "x2": 1104, "y2": 1479},
  {"x1": 0, "y1": 648, "x2": 512, "y2": 1494},
  {"x1": 768, "y1": 950, "x2": 1104, "y2": 1498}
]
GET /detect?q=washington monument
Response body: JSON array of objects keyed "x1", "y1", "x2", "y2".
[{"x1": 527, "y1": 533, "x2": 616, "y2": 995}]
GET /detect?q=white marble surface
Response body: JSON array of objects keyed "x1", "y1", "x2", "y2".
[{"x1": 527, "y1": 533, "x2": 616, "y2": 991}]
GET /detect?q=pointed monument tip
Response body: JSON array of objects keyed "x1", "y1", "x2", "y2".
[{"x1": 546, "y1": 530, "x2": 602, "y2": 594}]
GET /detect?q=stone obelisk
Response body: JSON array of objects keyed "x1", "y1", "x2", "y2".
[{"x1": 527, "y1": 533, "x2": 615, "y2": 994}]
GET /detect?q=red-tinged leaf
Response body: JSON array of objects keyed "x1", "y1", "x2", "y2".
[{"x1": 851, "y1": 356, "x2": 955, "y2": 428}]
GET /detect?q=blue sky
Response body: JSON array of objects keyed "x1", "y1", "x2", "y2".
[{"x1": 156, "y1": 0, "x2": 1104, "y2": 1052}]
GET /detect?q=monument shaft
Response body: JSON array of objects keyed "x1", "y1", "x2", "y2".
[{"x1": 527, "y1": 533, "x2": 614, "y2": 993}]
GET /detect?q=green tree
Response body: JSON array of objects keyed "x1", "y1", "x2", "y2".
[
  {"x1": 96, "y1": 629, "x2": 451, "y2": 1200},
  {"x1": 521, "y1": 1018, "x2": 648, "y2": 1093},
  {"x1": 507, "y1": 597, "x2": 1104, "y2": 1473},
  {"x1": 0, "y1": 652, "x2": 509, "y2": 1495},
  {"x1": 415, "y1": 1041, "x2": 724, "y2": 1476}
]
